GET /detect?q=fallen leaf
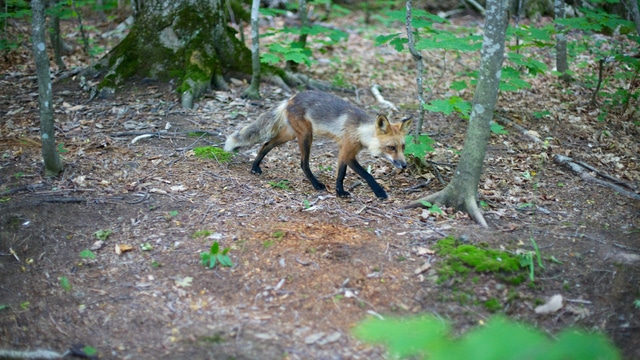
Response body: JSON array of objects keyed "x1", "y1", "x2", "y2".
[
  {"x1": 535, "y1": 294, "x2": 563, "y2": 314},
  {"x1": 115, "y1": 244, "x2": 133, "y2": 255}
]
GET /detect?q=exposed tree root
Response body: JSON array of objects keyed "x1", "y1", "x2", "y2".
[{"x1": 405, "y1": 186, "x2": 489, "y2": 228}]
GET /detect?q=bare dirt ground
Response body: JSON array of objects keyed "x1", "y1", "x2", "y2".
[{"x1": 1, "y1": 9, "x2": 640, "y2": 360}]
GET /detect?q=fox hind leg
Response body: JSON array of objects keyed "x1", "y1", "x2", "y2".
[
  {"x1": 297, "y1": 131, "x2": 327, "y2": 191},
  {"x1": 251, "y1": 132, "x2": 294, "y2": 175}
]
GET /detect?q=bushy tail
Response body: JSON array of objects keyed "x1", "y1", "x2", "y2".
[{"x1": 224, "y1": 100, "x2": 289, "y2": 152}]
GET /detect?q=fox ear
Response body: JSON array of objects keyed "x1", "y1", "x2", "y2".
[
  {"x1": 400, "y1": 116, "x2": 413, "y2": 134},
  {"x1": 375, "y1": 115, "x2": 391, "y2": 134}
]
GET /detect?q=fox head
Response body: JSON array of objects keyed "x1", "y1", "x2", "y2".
[{"x1": 374, "y1": 115, "x2": 413, "y2": 169}]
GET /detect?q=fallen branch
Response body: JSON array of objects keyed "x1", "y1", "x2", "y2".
[
  {"x1": 370, "y1": 85, "x2": 398, "y2": 112},
  {"x1": 0, "y1": 349, "x2": 65, "y2": 359},
  {"x1": 553, "y1": 155, "x2": 640, "y2": 200},
  {"x1": 495, "y1": 115, "x2": 542, "y2": 143}
]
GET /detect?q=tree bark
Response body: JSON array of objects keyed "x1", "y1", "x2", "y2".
[
  {"x1": 554, "y1": 0, "x2": 571, "y2": 82},
  {"x1": 243, "y1": 0, "x2": 261, "y2": 99},
  {"x1": 97, "y1": 0, "x2": 261, "y2": 108},
  {"x1": 32, "y1": 0, "x2": 63, "y2": 176},
  {"x1": 406, "y1": 0, "x2": 509, "y2": 228}
]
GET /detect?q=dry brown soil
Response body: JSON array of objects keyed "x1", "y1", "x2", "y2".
[{"x1": 1, "y1": 10, "x2": 640, "y2": 360}]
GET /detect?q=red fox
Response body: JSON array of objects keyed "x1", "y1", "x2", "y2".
[{"x1": 224, "y1": 90, "x2": 413, "y2": 199}]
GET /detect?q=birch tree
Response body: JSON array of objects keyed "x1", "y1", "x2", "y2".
[
  {"x1": 32, "y1": 0, "x2": 63, "y2": 176},
  {"x1": 406, "y1": 0, "x2": 509, "y2": 228}
]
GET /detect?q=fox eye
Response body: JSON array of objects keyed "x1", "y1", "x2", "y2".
[{"x1": 387, "y1": 145, "x2": 396, "y2": 152}]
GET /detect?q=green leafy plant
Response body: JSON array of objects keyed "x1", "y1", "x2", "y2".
[
  {"x1": 57, "y1": 143, "x2": 69, "y2": 154},
  {"x1": 59, "y1": 276, "x2": 72, "y2": 291},
  {"x1": 20, "y1": 301, "x2": 30, "y2": 310},
  {"x1": 193, "y1": 146, "x2": 233, "y2": 163},
  {"x1": 405, "y1": 134, "x2": 434, "y2": 160},
  {"x1": 354, "y1": 315, "x2": 621, "y2": 359},
  {"x1": 140, "y1": 243, "x2": 153, "y2": 251},
  {"x1": 79, "y1": 249, "x2": 96, "y2": 260},
  {"x1": 94, "y1": 229, "x2": 112, "y2": 241},
  {"x1": 192, "y1": 229, "x2": 212, "y2": 238},
  {"x1": 169, "y1": 210, "x2": 178, "y2": 217},
  {"x1": 268, "y1": 179, "x2": 291, "y2": 190},
  {"x1": 200, "y1": 241, "x2": 233, "y2": 269},
  {"x1": 419, "y1": 201, "x2": 444, "y2": 215}
]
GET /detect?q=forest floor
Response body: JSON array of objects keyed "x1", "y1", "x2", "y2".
[{"x1": 1, "y1": 8, "x2": 639, "y2": 360}]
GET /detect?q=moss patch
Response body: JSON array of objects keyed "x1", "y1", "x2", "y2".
[{"x1": 434, "y1": 236, "x2": 522, "y2": 283}]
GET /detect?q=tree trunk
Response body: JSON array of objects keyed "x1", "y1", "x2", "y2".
[
  {"x1": 554, "y1": 0, "x2": 571, "y2": 82},
  {"x1": 243, "y1": 0, "x2": 261, "y2": 99},
  {"x1": 405, "y1": 0, "x2": 509, "y2": 228},
  {"x1": 97, "y1": 0, "x2": 261, "y2": 108},
  {"x1": 32, "y1": 0, "x2": 63, "y2": 176}
]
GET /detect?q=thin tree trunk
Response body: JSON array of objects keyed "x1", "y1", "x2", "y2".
[
  {"x1": 555, "y1": 0, "x2": 571, "y2": 82},
  {"x1": 48, "y1": 0, "x2": 66, "y2": 70},
  {"x1": 405, "y1": 0, "x2": 426, "y2": 136},
  {"x1": 625, "y1": 0, "x2": 640, "y2": 36},
  {"x1": 243, "y1": 0, "x2": 261, "y2": 99},
  {"x1": 406, "y1": 0, "x2": 509, "y2": 228},
  {"x1": 32, "y1": 0, "x2": 63, "y2": 176}
]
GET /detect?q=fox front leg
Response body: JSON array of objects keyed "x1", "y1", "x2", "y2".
[
  {"x1": 335, "y1": 162, "x2": 351, "y2": 198},
  {"x1": 345, "y1": 159, "x2": 388, "y2": 199}
]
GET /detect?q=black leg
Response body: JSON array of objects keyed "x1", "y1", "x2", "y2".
[
  {"x1": 251, "y1": 136, "x2": 289, "y2": 174},
  {"x1": 347, "y1": 159, "x2": 388, "y2": 199},
  {"x1": 335, "y1": 162, "x2": 350, "y2": 197},
  {"x1": 298, "y1": 133, "x2": 326, "y2": 191}
]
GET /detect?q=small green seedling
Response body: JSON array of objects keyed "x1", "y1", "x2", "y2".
[
  {"x1": 94, "y1": 229, "x2": 112, "y2": 241},
  {"x1": 192, "y1": 229, "x2": 212, "y2": 238},
  {"x1": 82, "y1": 346, "x2": 97, "y2": 357},
  {"x1": 140, "y1": 243, "x2": 153, "y2": 251},
  {"x1": 200, "y1": 241, "x2": 233, "y2": 269},
  {"x1": 79, "y1": 249, "x2": 96, "y2": 260},
  {"x1": 420, "y1": 200, "x2": 444, "y2": 215},
  {"x1": 20, "y1": 301, "x2": 30, "y2": 310},
  {"x1": 268, "y1": 180, "x2": 291, "y2": 190},
  {"x1": 59, "y1": 276, "x2": 72, "y2": 291}
]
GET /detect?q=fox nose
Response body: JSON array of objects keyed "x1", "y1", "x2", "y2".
[{"x1": 393, "y1": 160, "x2": 407, "y2": 169}]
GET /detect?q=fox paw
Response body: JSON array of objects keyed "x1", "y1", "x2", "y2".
[
  {"x1": 313, "y1": 183, "x2": 327, "y2": 191},
  {"x1": 336, "y1": 190, "x2": 351, "y2": 198},
  {"x1": 251, "y1": 167, "x2": 263, "y2": 175}
]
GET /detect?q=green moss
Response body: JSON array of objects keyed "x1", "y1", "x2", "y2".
[
  {"x1": 484, "y1": 298, "x2": 502, "y2": 313},
  {"x1": 193, "y1": 146, "x2": 233, "y2": 163},
  {"x1": 434, "y1": 236, "x2": 522, "y2": 283}
]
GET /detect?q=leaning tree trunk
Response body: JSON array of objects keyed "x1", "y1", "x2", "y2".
[
  {"x1": 97, "y1": 0, "x2": 259, "y2": 108},
  {"x1": 406, "y1": 0, "x2": 509, "y2": 228}
]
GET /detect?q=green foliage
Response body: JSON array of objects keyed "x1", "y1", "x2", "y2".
[
  {"x1": 405, "y1": 134, "x2": 434, "y2": 159},
  {"x1": 193, "y1": 146, "x2": 233, "y2": 163},
  {"x1": 490, "y1": 123, "x2": 508, "y2": 135},
  {"x1": 355, "y1": 315, "x2": 620, "y2": 360},
  {"x1": 268, "y1": 179, "x2": 291, "y2": 190},
  {"x1": 94, "y1": 229, "x2": 112, "y2": 241},
  {"x1": 425, "y1": 96, "x2": 471, "y2": 118},
  {"x1": 200, "y1": 241, "x2": 233, "y2": 269},
  {"x1": 260, "y1": 17, "x2": 348, "y2": 67},
  {"x1": 517, "y1": 237, "x2": 545, "y2": 281},
  {"x1": 192, "y1": 229, "x2": 212, "y2": 238},
  {"x1": 59, "y1": 276, "x2": 72, "y2": 291},
  {"x1": 419, "y1": 201, "x2": 443, "y2": 215},
  {"x1": 79, "y1": 249, "x2": 96, "y2": 259}
]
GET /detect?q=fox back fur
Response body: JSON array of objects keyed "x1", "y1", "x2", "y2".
[{"x1": 224, "y1": 90, "x2": 412, "y2": 199}]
